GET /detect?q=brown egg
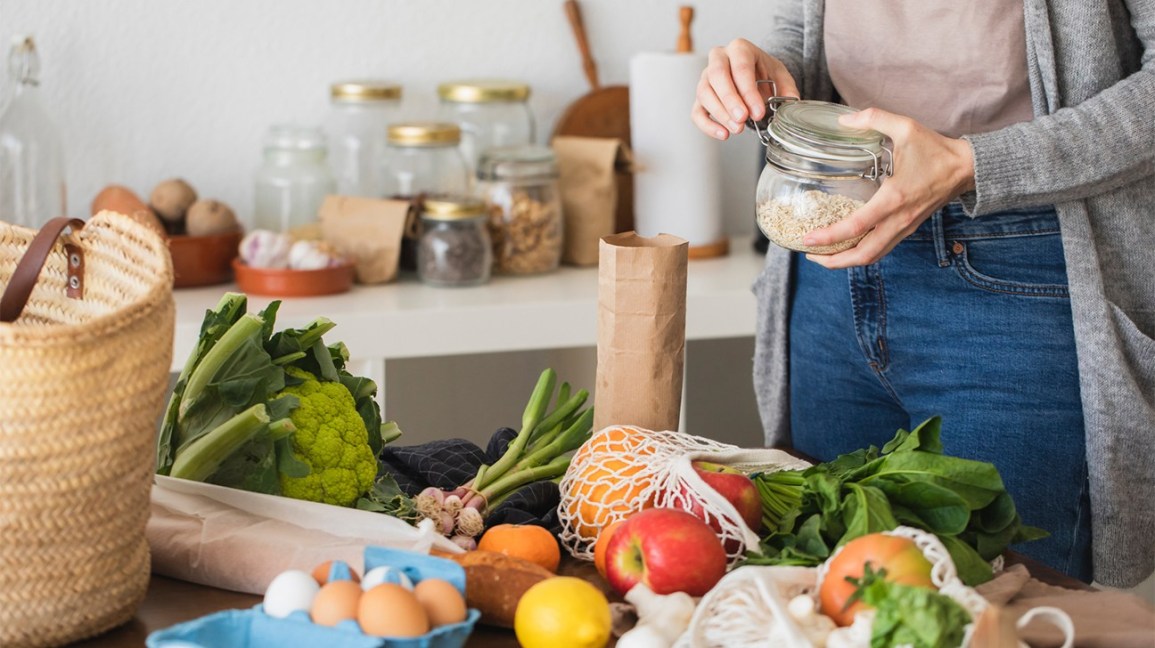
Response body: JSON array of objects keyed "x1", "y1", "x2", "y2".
[
  {"x1": 412, "y1": 578, "x2": 467, "y2": 627},
  {"x1": 358, "y1": 583, "x2": 430, "y2": 637},
  {"x1": 311, "y1": 560, "x2": 360, "y2": 586},
  {"x1": 311, "y1": 580, "x2": 362, "y2": 627}
]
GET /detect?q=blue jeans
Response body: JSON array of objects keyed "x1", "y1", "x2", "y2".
[{"x1": 788, "y1": 202, "x2": 1092, "y2": 582}]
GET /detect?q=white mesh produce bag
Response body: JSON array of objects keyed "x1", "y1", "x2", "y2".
[
  {"x1": 557, "y1": 425, "x2": 810, "y2": 565},
  {"x1": 676, "y1": 526, "x2": 1075, "y2": 648}
]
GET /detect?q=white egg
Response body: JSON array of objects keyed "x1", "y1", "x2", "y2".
[
  {"x1": 263, "y1": 569, "x2": 320, "y2": 619},
  {"x1": 361, "y1": 565, "x2": 414, "y2": 592}
]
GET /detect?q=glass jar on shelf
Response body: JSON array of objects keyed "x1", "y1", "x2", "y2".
[
  {"x1": 326, "y1": 79, "x2": 402, "y2": 198},
  {"x1": 381, "y1": 121, "x2": 470, "y2": 199},
  {"x1": 253, "y1": 125, "x2": 336, "y2": 235},
  {"x1": 749, "y1": 90, "x2": 891, "y2": 255},
  {"x1": 382, "y1": 121, "x2": 471, "y2": 271},
  {"x1": 417, "y1": 196, "x2": 492, "y2": 288},
  {"x1": 437, "y1": 79, "x2": 534, "y2": 173},
  {"x1": 476, "y1": 145, "x2": 562, "y2": 275},
  {"x1": 0, "y1": 35, "x2": 66, "y2": 229}
]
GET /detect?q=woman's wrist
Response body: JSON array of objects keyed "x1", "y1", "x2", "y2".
[{"x1": 950, "y1": 137, "x2": 977, "y2": 195}]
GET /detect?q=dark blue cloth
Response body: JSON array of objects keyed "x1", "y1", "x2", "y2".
[{"x1": 377, "y1": 427, "x2": 561, "y2": 534}]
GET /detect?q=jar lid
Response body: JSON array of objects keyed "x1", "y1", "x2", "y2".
[
  {"x1": 330, "y1": 80, "x2": 402, "y2": 102},
  {"x1": 437, "y1": 79, "x2": 531, "y2": 103},
  {"x1": 422, "y1": 197, "x2": 488, "y2": 220},
  {"x1": 387, "y1": 122, "x2": 462, "y2": 147},
  {"x1": 264, "y1": 125, "x2": 328, "y2": 151},
  {"x1": 477, "y1": 145, "x2": 557, "y2": 181},
  {"x1": 769, "y1": 100, "x2": 884, "y2": 163}
]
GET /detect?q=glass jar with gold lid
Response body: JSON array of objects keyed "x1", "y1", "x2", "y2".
[
  {"x1": 437, "y1": 79, "x2": 535, "y2": 172},
  {"x1": 327, "y1": 79, "x2": 402, "y2": 198},
  {"x1": 417, "y1": 196, "x2": 493, "y2": 287},
  {"x1": 381, "y1": 121, "x2": 471, "y2": 200}
]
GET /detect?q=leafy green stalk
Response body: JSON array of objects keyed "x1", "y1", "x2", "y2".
[
  {"x1": 177, "y1": 314, "x2": 267, "y2": 421},
  {"x1": 170, "y1": 404, "x2": 295, "y2": 482},
  {"x1": 479, "y1": 454, "x2": 573, "y2": 504},
  {"x1": 474, "y1": 368, "x2": 557, "y2": 491},
  {"x1": 156, "y1": 293, "x2": 248, "y2": 473}
]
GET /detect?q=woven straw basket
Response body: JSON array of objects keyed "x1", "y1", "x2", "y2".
[{"x1": 0, "y1": 213, "x2": 174, "y2": 647}]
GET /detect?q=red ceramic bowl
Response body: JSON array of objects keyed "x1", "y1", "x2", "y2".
[
  {"x1": 232, "y1": 258, "x2": 355, "y2": 297},
  {"x1": 168, "y1": 231, "x2": 244, "y2": 288}
]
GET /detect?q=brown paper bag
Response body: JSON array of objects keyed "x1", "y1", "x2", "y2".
[
  {"x1": 552, "y1": 136, "x2": 634, "y2": 267},
  {"x1": 594, "y1": 231, "x2": 688, "y2": 431},
  {"x1": 319, "y1": 195, "x2": 410, "y2": 284}
]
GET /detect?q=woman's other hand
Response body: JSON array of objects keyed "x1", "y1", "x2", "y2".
[
  {"x1": 803, "y1": 108, "x2": 977, "y2": 269},
  {"x1": 691, "y1": 38, "x2": 800, "y2": 141}
]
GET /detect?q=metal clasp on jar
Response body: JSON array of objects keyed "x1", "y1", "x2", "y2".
[{"x1": 745, "y1": 79, "x2": 894, "y2": 182}]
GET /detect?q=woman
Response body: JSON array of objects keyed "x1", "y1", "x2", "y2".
[{"x1": 692, "y1": 1, "x2": 1153, "y2": 587}]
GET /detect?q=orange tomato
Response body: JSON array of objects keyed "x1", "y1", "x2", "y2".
[{"x1": 819, "y1": 533, "x2": 935, "y2": 626}]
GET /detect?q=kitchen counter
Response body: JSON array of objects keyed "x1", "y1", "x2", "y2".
[
  {"x1": 73, "y1": 553, "x2": 1087, "y2": 647},
  {"x1": 170, "y1": 237, "x2": 767, "y2": 372}
]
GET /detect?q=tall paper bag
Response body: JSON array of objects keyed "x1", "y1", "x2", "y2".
[{"x1": 594, "y1": 232, "x2": 688, "y2": 431}]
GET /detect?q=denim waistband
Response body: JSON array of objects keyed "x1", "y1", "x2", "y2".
[{"x1": 906, "y1": 202, "x2": 1060, "y2": 242}]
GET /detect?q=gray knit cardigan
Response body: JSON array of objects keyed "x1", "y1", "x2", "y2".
[{"x1": 752, "y1": 0, "x2": 1154, "y2": 587}]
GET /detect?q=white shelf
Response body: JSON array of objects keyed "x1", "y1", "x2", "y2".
[{"x1": 171, "y1": 237, "x2": 766, "y2": 371}]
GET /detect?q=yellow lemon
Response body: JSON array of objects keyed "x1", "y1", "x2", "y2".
[{"x1": 514, "y1": 576, "x2": 612, "y2": 648}]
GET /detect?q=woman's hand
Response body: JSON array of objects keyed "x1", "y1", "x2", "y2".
[
  {"x1": 691, "y1": 38, "x2": 800, "y2": 141},
  {"x1": 803, "y1": 108, "x2": 977, "y2": 269}
]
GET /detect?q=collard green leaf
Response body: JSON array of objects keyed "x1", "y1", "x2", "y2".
[
  {"x1": 866, "y1": 452, "x2": 1004, "y2": 510},
  {"x1": 794, "y1": 513, "x2": 832, "y2": 560},
  {"x1": 841, "y1": 483, "x2": 898, "y2": 542},
  {"x1": 875, "y1": 479, "x2": 971, "y2": 535},
  {"x1": 975, "y1": 491, "x2": 1018, "y2": 533},
  {"x1": 938, "y1": 534, "x2": 994, "y2": 586}
]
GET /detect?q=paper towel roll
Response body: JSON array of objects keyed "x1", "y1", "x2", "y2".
[{"x1": 629, "y1": 51, "x2": 725, "y2": 250}]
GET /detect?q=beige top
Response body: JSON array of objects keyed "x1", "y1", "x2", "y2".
[{"x1": 823, "y1": 1, "x2": 1035, "y2": 137}]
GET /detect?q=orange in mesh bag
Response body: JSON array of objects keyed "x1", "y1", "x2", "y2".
[{"x1": 558, "y1": 425, "x2": 810, "y2": 565}]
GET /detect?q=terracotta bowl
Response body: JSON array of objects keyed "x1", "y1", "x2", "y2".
[
  {"x1": 231, "y1": 259, "x2": 355, "y2": 297},
  {"x1": 168, "y1": 231, "x2": 243, "y2": 289}
]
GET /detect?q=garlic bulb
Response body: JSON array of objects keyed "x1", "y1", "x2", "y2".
[
  {"x1": 239, "y1": 229, "x2": 291, "y2": 269},
  {"x1": 288, "y1": 239, "x2": 341, "y2": 271}
]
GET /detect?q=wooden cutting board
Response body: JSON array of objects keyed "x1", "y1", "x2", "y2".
[{"x1": 551, "y1": 0, "x2": 634, "y2": 233}]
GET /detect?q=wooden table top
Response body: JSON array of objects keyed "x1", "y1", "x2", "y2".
[{"x1": 69, "y1": 552, "x2": 1087, "y2": 647}]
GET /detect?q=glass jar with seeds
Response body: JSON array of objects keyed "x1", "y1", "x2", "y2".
[
  {"x1": 748, "y1": 91, "x2": 891, "y2": 254},
  {"x1": 417, "y1": 196, "x2": 493, "y2": 288},
  {"x1": 477, "y1": 145, "x2": 563, "y2": 275}
]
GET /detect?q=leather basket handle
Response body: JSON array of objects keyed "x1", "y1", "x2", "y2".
[{"x1": 1, "y1": 217, "x2": 87, "y2": 323}]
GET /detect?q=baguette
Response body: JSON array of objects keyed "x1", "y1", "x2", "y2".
[{"x1": 432, "y1": 548, "x2": 554, "y2": 628}]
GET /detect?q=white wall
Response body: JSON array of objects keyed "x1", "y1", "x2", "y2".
[{"x1": 0, "y1": 0, "x2": 765, "y2": 234}]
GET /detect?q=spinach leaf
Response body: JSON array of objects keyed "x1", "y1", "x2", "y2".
[
  {"x1": 874, "y1": 479, "x2": 970, "y2": 535},
  {"x1": 864, "y1": 452, "x2": 1004, "y2": 510},
  {"x1": 859, "y1": 576, "x2": 970, "y2": 648},
  {"x1": 938, "y1": 534, "x2": 994, "y2": 585},
  {"x1": 841, "y1": 483, "x2": 898, "y2": 542}
]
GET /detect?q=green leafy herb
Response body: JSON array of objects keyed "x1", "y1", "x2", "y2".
[
  {"x1": 746, "y1": 416, "x2": 1047, "y2": 585},
  {"x1": 850, "y1": 565, "x2": 970, "y2": 648}
]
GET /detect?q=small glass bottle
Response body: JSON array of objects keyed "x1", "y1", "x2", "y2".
[
  {"x1": 417, "y1": 197, "x2": 492, "y2": 287},
  {"x1": 253, "y1": 125, "x2": 336, "y2": 234},
  {"x1": 477, "y1": 145, "x2": 562, "y2": 275},
  {"x1": 0, "y1": 35, "x2": 66, "y2": 229},
  {"x1": 326, "y1": 80, "x2": 402, "y2": 198},
  {"x1": 437, "y1": 80, "x2": 534, "y2": 173},
  {"x1": 750, "y1": 97, "x2": 890, "y2": 255}
]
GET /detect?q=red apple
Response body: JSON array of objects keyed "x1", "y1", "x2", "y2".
[
  {"x1": 675, "y1": 461, "x2": 763, "y2": 555},
  {"x1": 603, "y1": 507, "x2": 728, "y2": 597}
]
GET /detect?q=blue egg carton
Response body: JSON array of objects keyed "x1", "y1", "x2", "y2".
[{"x1": 147, "y1": 546, "x2": 480, "y2": 648}]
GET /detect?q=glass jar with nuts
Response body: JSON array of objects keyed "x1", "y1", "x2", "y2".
[{"x1": 477, "y1": 145, "x2": 563, "y2": 275}]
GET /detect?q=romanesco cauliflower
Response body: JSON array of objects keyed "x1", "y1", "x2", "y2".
[{"x1": 277, "y1": 367, "x2": 377, "y2": 506}]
